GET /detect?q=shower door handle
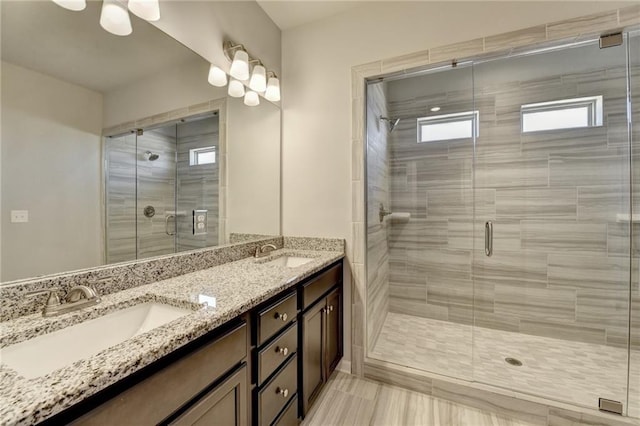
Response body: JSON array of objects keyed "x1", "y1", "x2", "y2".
[
  {"x1": 165, "y1": 214, "x2": 176, "y2": 236},
  {"x1": 485, "y1": 221, "x2": 493, "y2": 257}
]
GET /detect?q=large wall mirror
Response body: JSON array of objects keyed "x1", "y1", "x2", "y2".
[{"x1": 0, "y1": 1, "x2": 281, "y2": 282}]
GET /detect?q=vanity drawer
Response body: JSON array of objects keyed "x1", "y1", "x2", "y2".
[
  {"x1": 258, "y1": 292, "x2": 297, "y2": 345},
  {"x1": 258, "y1": 322, "x2": 298, "y2": 385},
  {"x1": 258, "y1": 355, "x2": 297, "y2": 426},
  {"x1": 302, "y1": 264, "x2": 342, "y2": 309},
  {"x1": 273, "y1": 395, "x2": 298, "y2": 426},
  {"x1": 72, "y1": 322, "x2": 247, "y2": 425}
]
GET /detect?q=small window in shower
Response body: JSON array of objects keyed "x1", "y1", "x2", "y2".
[
  {"x1": 417, "y1": 111, "x2": 479, "y2": 143},
  {"x1": 189, "y1": 146, "x2": 216, "y2": 166},
  {"x1": 521, "y1": 95, "x2": 603, "y2": 133}
]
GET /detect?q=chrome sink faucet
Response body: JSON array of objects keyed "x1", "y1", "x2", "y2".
[
  {"x1": 255, "y1": 243, "x2": 277, "y2": 258},
  {"x1": 26, "y1": 282, "x2": 103, "y2": 317}
]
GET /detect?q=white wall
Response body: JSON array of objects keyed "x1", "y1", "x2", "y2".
[
  {"x1": 1, "y1": 61, "x2": 103, "y2": 281},
  {"x1": 103, "y1": 57, "x2": 227, "y2": 129},
  {"x1": 280, "y1": 1, "x2": 634, "y2": 364},
  {"x1": 227, "y1": 96, "x2": 281, "y2": 237},
  {"x1": 151, "y1": 1, "x2": 281, "y2": 77}
]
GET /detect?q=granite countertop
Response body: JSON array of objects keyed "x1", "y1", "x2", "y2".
[{"x1": 0, "y1": 248, "x2": 344, "y2": 426}]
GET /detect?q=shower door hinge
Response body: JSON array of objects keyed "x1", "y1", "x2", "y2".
[
  {"x1": 136, "y1": 128, "x2": 144, "y2": 136},
  {"x1": 598, "y1": 398, "x2": 623, "y2": 415},
  {"x1": 599, "y1": 32, "x2": 623, "y2": 49}
]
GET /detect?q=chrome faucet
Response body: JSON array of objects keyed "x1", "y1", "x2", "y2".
[
  {"x1": 26, "y1": 284, "x2": 102, "y2": 317},
  {"x1": 255, "y1": 243, "x2": 277, "y2": 258}
]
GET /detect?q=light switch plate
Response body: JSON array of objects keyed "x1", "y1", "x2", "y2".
[{"x1": 11, "y1": 210, "x2": 29, "y2": 223}]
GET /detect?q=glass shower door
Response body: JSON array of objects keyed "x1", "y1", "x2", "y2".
[
  {"x1": 472, "y1": 37, "x2": 631, "y2": 412},
  {"x1": 136, "y1": 126, "x2": 177, "y2": 259}
]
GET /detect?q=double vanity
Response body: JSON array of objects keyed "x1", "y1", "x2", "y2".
[{"x1": 0, "y1": 237, "x2": 344, "y2": 426}]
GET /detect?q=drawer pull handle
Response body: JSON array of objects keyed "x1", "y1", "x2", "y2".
[
  {"x1": 329, "y1": 305, "x2": 334, "y2": 312},
  {"x1": 276, "y1": 346, "x2": 289, "y2": 356},
  {"x1": 275, "y1": 312, "x2": 288, "y2": 322},
  {"x1": 276, "y1": 387, "x2": 289, "y2": 398}
]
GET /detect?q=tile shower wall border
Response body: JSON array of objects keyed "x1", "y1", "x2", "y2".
[
  {"x1": 349, "y1": 2, "x2": 640, "y2": 378},
  {"x1": 0, "y1": 236, "x2": 282, "y2": 321}
]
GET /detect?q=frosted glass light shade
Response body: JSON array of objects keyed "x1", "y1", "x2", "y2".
[
  {"x1": 265, "y1": 76, "x2": 280, "y2": 102},
  {"x1": 244, "y1": 91, "x2": 260, "y2": 107},
  {"x1": 208, "y1": 64, "x2": 227, "y2": 87},
  {"x1": 128, "y1": 0, "x2": 160, "y2": 21},
  {"x1": 229, "y1": 50, "x2": 249, "y2": 81},
  {"x1": 100, "y1": 0, "x2": 132, "y2": 36},
  {"x1": 249, "y1": 65, "x2": 267, "y2": 92},
  {"x1": 228, "y1": 79, "x2": 245, "y2": 98},
  {"x1": 52, "y1": 0, "x2": 86, "y2": 11}
]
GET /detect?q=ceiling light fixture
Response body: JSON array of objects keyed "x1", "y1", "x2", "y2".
[
  {"x1": 265, "y1": 72, "x2": 280, "y2": 102},
  {"x1": 51, "y1": 0, "x2": 86, "y2": 11},
  {"x1": 208, "y1": 64, "x2": 227, "y2": 87},
  {"x1": 244, "y1": 90, "x2": 260, "y2": 107},
  {"x1": 128, "y1": 0, "x2": 160, "y2": 21},
  {"x1": 100, "y1": 0, "x2": 133, "y2": 36},
  {"x1": 228, "y1": 79, "x2": 245, "y2": 98}
]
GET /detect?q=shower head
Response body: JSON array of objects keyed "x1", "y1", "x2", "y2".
[
  {"x1": 145, "y1": 151, "x2": 159, "y2": 161},
  {"x1": 380, "y1": 116, "x2": 401, "y2": 132}
]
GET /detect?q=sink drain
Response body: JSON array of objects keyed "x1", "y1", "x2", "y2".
[{"x1": 505, "y1": 357, "x2": 523, "y2": 366}]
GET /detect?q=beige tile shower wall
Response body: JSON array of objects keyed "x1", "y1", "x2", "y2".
[
  {"x1": 136, "y1": 126, "x2": 178, "y2": 259},
  {"x1": 366, "y1": 84, "x2": 390, "y2": 350},
  {"x1": 176, "y1": 117, "x2": 219, "y2": 251},
  {"x1": 386, "y1": 59, "x2": 639, "y2": 348}
]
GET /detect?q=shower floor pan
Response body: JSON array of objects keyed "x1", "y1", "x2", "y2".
[{"x1": 370, "y1": 312, "x2": 640, "y2": 418}]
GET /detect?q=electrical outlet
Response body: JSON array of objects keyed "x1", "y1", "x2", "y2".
[{"x1": 11, "y1": 210, "x2": 29, "y2": 223}]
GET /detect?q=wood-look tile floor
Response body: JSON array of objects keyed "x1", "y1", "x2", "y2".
[
  {"x1": 301, "y1": 372, "x2": 541, "y2": 426},
  {"x1": 369, "y1": 313, "x2": 640, "y2": 418}
]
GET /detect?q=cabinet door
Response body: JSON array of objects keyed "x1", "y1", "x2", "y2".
[
  {"x1": 301, "y1": 300, "x2": 325, "y2": 415},
  {"x1": 170, "y1": 365, "x2": 247, "y2": 426},
  {"x1": 325, "y1": 288, "x2": 342, "y2": 376}
]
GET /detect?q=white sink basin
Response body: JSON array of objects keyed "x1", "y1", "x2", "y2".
[
  {"x1": 1, "y1": 302, "x2": 192, "y2": 379},
  {"x1": 265, "y1": 255, "x2": 313, "y2": 268}
]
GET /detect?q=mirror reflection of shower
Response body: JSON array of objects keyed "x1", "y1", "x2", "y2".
[
  {"x1": 380, "y1": 116, "x2": 400, "y2": 132},
  {"x1": 144, "y1": 151, "x2": 160, "y2": 161}
]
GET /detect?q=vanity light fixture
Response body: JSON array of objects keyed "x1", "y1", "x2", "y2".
[
  {"x1": 52, "y1": 0, "x2": 161, "y2": 36},
  {"x1": 249, "y1": 62, "x2": 267, "y2": 93},
  {"x1": 128, "y1": 0, "x2": 160, "y2": 22},
  {"x1": 52, "y1": 0, "x2": 86, "y2": 11},
  {"x1": 265, "y1": 72, "x2": 281, "y2": 102},
  {"x1": 208, "y1": 64, "x2": 228, "y2": 87},
  {"x1": 100, "y1": 0, "x2": 133, "y2": 36},
  {"x1": 229, "y1": 50, "x2": 250, "y2": 81},
  {"x1": 244, "y1": 90, "x2": 260, "y2": 107},
  {"x1": 228, "y1": 79, "x2": 245, "y2": 98},
  {"x1": 217, "y1": 40, "x2": 281, "y2": 105}
]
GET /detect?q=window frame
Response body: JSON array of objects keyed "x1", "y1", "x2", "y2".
[
  {"x1": 189, "y1": 146, "x2": 216, "y2": 166},
  {"x1": 520, "y1": 95, "x2": 603, "y2": 134},
  {"x1": 416, "y1": 110, "x2": 479, "y2": 143}
]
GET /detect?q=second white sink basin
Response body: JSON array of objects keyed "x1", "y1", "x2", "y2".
[
  {"x1": 265, "y1": 255, "x2": 313, "y2": 268},
  {"x1": 1, "y1": 302, "x2": 192, "y2": 379}
]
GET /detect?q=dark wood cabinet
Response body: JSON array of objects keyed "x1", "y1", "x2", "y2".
[
  {"x1": 301, "y1": 298, "x2": 325, "y2": 414},
  {"x1": 325, "y1": 288, "x2": 342, "y2": 375},
  {"x1": 301, "y1": 286, "x2": 343, "y2": 417},
  {"x1": 170, "y1": 365, "x2": 247, "y2": 426},
  {"x1": 52, "y1": 260, "x2": 343, "y2": 426}
]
